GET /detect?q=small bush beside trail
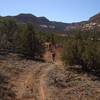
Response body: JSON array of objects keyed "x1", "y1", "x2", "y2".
[{"x1": 62, "y1": 31, "x2": 100, "y2": 72}]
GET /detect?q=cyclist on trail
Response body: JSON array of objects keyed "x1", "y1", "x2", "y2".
[{"x1": 51, "y1": 45, "x2": 56, "y2": 62}]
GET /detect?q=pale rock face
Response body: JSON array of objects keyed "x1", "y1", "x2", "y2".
[
  {"x1": 64, "y1": 24, "x2": 80, "y2": 31},
  {"x1": 98, "y1": 24, "x2": 100, "y2": 27},
  {"x1": 40, "y1": 25, "x2": 56, "y2": 29},
  {"x1": 48, "y1": 25, "x2": 55, "y2": 29},
  {"x1": 82, "y1": 22, "x2": 100, "y2": 30},
  {"x1": 40, "y1": 25, "x2": 48, "y2": 28}
]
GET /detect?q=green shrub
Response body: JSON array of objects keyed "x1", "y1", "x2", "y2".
[
  {"x1": 62, "y1": 37, "x2": 84, "y2": 66},
  {"x1": 81, "y1": 40, "x2": 100, "y2": 71},
  {"x1": 62, "y1": 32, "x2": 100, "y2": 72},
  {"x1": 16, "y1": 23, "x2": 45, "y2": 58}
]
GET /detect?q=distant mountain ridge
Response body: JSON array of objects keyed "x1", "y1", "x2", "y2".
[
  {"x1": 2, "y1": 13, "x2": 69, "y2": 33},
  {"x1": 89, "y1": 13, "x2": 100, "y2": 24},
  {"x1": 1, "y1": 13, "x2": 100, "y2": 33}
]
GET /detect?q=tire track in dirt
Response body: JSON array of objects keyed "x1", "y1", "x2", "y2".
[
  {"x1": 40, "y1": 76, "x2": 45, "y2": 100},
  {"x1": 39, "y1": 64, "x2": 59, "y2": 100}
]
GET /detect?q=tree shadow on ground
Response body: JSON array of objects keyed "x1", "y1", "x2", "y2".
[
  {"x1": 67, "y1": 66, "x2": 100, "y2": 81},
  {"x1": 0, "y1": 72, "x2": 16, "y2": 100}
]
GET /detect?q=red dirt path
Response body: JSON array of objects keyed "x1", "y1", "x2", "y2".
[{"x1": 43, "y1": 47, "x2": 62, "y2": 65}]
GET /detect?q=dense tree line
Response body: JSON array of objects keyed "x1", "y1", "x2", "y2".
[{"x1": 0, "y1": 18, "x2": 45, "y2": 59}]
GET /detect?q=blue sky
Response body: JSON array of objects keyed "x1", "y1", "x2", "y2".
[{"x1": 0, "y1": 0, "x2": 100, "y2": 23}]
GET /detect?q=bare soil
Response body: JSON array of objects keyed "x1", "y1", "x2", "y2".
[{"x1": 0, "y1": 53, "x2": 100, "y2": 100}]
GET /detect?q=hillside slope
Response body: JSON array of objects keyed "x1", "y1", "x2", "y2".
[{"x1": 89, "y1": 13, "x2": 100, "y2": 24}]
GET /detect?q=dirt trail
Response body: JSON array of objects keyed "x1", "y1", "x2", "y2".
[
  {"x1": 39, "y1": 64, "x2": 58, "y2": 100},
  {"x1": 40, "y1": 79, "x2": 45, "y2": 100},
  {"x1": 0, "y1": 54, "x2": 53, "y2": 100},
  {"x1": 43, "y1": 47, "x2": 62, "y2": 65},
  {"x1": 10, "y1": 60, "x2": 57, "y2": 100},
  {"x1": 0, "y1": 54, "x2": 100, "y2": 100},
  {"x1": 15, "y1": 63, "x2": 53, "y2": 100},
  {"x1": 38, "y1": 47, "x2": 63, "y2": 100}
]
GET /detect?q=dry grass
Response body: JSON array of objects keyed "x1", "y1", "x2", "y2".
[{"x1": 0, "y1": 53, "x2": 100, "y2": 100}]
